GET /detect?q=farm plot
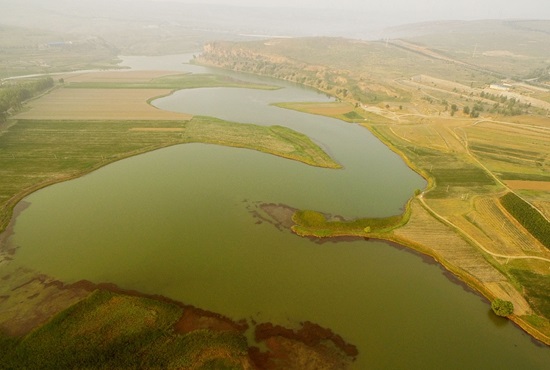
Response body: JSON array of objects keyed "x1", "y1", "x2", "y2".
[
  {"x1": 465, "y1": 121, "x2": 550, "y2": 178},
  {"x1": 473, "y1": 197, "x2": 546, "y2": 254},
  {"x1": 392, "y1": 199, "x2": 507, "y2": 284},
  {"x1": 275, "y1": 101, "x2": 353, "y2": 117},
  {"x1": 390, "y1": 124, "x2": 451, "y2": 151},
  {"x1": 63, "y1": 70, "x2": 178, "y2": 83},
  {"x1": 505, "y1": 180, "x2": 550, "y2": 192},
  {"x1": 15, "y1": 88, "x2": 192, "y2": 121}
]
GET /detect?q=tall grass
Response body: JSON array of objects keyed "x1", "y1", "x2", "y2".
[{"x1": 291, "y1": 202, "x2": 411, "y2": 238}]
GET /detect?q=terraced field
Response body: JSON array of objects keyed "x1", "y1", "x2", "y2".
[
  {"x1": 393, "y1": 200, "x2": 506, "y2": 283},
  {"x1": 465, "y1": 120, "x2": 550, "y2": 180}
]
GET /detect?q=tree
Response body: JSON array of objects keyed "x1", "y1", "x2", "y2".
[
  {"x1": 450, "y1": 104, "x2": 458, "y2": 116},
  {"x1": 463, "y1": 106, "x2": 470, "y2": 115},
  {"x1": 491, "y1": 299, "x2": 514, "y2": 317}
]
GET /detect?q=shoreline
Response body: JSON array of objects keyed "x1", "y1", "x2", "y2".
[{"x1": 0, "y1": 269, "x2": 358, "y2": 366}]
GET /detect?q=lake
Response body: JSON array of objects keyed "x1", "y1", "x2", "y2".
[{"x1": 6, "y1": 54, "x2": 550, "y2": 369}]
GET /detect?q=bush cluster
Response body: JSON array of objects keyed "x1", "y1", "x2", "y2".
[{"x1": 0, "y1": 77, "x2": 54, "y2": 121}]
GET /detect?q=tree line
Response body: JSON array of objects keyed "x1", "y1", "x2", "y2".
[{"x1": 0, "y1": 77, "x2": 54, "y2": 122}]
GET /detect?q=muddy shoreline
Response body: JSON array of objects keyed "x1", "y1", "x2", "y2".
[
  {"x1": 0, "y1": 263, "x2": 357, "y2": 367},
  {"x1": 0, "y1": 201, "x2": 30, "y2": 265}
]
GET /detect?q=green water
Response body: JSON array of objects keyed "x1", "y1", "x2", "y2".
[{"x1": 6, "y1": 55, "x2": 550, "y2": 369}]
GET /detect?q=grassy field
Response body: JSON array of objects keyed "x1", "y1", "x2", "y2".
[
  {"x1": 64, "y1": 72, "x2": 279, "y2": 91},
  {"x1": 16, "y1": 72, "x2": 278, "y2": 121},
  {"x1": 291, "y1": 205, "x2": 409, "y2": 238},
  {"x1": 15, "y1": 88, "x2": 192, "y2": 121}
]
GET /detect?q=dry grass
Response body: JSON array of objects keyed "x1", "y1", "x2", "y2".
[
  {"x1": 14, "y1": 88, "x2": 192, "y2": 121},
  {"x1": 63, "y1": 70, "x2": 178, "y2": 83},
  {"x1": 505, "y1": 181, "x2": 550, "y2": 191},
  {"x1": 471, "y1": 197, "x2": 547, "y2": 255},
  {"x1": 129, "y1": 128, "x2": 185, "y2": 132},
  {"x1": 465, "y1": 120, "x2": 550, "y2": 178},
  {"x1": 393, "y1": 200, "x2": 507, "y2": 284},
  {"x1": 278, "y1": 102, "x2": 353, "y2": 116}
]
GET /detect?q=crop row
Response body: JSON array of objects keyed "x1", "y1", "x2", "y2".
[
  {"x1": 500, "y1": 192, "x2": 550, "y2": 249},
  {"x1": 431, "y1": 167, "x2": 495, "y2": 186}
]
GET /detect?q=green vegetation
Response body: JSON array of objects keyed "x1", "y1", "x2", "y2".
[
  {"x1": 0, "y1": 77, "x2": 54, "y2": 121},
  {"x1": 491, "y1": 299, "x2": 514, "y2": 317},
  {"x1": 478, "y1": 92, "x2": 531, "y2": 116},
  {"x1": 67, "y1": 73, "x2": 279, "y2": 91},
  {"x1": 291, "y1": 205, "x2": 409, "y2": 238},
  {"x1": 0, "y1": 117, "x2": 339, "y2": 233},
  {"x1": 509, "y1": 270, "x2": 550, "y2": 319},
  {"x1": 500, "y1": 192, "x2": 550, "y2": 249},
  {"x1": 0, "y1": 290, "x2": 249, "y2": 369},
  {"x1": 431, "y1": 168, "x2": 495, "y2": 187}
]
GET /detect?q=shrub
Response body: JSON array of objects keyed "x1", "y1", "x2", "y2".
[{"x1": 491, "y1": 299, "x2": 514, "y2": 317}]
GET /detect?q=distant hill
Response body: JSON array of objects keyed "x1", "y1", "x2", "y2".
[{"x1": 383, "y1": 20, "x2": 550, "y2": 79}]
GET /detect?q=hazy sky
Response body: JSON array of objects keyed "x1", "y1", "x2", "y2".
[{"x1": 152, "y1": 0, "x2": 550, "y2": 20}]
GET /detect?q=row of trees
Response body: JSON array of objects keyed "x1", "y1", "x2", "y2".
[
  {"x1": 445, "y1": 97, "x2": 528, "y2": 118},
  {"x1": 479, "y1": 92, "x2": 531, "y2": 116},
  {"x1": 500, "y1": 192, "x2": 550, "y2": 249},
  {"x1": 0, "y1": 77, "x2": 54, "y2": 122}
]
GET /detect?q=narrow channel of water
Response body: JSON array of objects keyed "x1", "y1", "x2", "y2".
[{"x1": 6, "y1": 54, "x2": 550, "y2": 369}]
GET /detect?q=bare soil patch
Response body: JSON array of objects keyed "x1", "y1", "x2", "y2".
[
  {"x1": 0, "y1": 268, "x2": 93, "y2": 337},
  {"x1": 250, "y1": 322, "x2": 357, "y2": 369},
  {"x1": 505, "y1": 180, "x2": 550, "y2": 191}
]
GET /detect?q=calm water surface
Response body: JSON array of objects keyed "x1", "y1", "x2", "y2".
[{"x1": 7, "y1": 54, "x2": 550, "y2": 369}]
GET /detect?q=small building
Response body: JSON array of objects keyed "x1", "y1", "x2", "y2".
[{"x1": 489, "y1": 83, "x2": 510, "y2": 91}]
